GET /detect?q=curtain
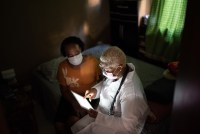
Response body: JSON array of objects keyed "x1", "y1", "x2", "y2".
[{"x1": 145, "y1": 0, "x2": 187, "y2": 63}]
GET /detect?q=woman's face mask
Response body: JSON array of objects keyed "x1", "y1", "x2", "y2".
[{"x1": 68, "y1": 53, "x2": 83, "y2": 66}]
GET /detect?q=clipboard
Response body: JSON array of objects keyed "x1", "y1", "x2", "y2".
[{"x1": 71, "y1": 90, "x2": 93, "y2": 110}]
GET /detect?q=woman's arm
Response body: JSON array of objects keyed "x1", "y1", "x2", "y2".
[
  {"x1": 60, "y1": 85, "x2": 78, "y2": 106},
  {"x1": 59, "y1": 85, "x2": 87, "y2": 117}
]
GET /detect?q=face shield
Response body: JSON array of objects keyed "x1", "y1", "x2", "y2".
[{"x1": 99, "y1": 62, "x2": 122, "y2": 80}]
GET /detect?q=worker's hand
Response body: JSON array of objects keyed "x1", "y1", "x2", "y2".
[
  {"x1": 88, "y1": 108, "x2": 98, "y2": 118},
  {"x1": 84, "y1": 88, "x2": 97, "y2": 100}
]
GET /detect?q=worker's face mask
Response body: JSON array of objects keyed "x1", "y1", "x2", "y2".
[
  {"x1": 102, "y1": 66, "x2": 122, "y2": 80},
  {"x1": 103, "y1": 71, "x2": 118, "y2": 80},
  {"x1": 68, "y1": 53, "x2": 83, "y2": 66}
]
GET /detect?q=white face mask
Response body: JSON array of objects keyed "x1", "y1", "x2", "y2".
[
  {"x1": 103, "y1": 71, "x2": 118, "y2": 80},
  {"x1": 68, "y1": 53, "x2": 83, "y2": 66}
]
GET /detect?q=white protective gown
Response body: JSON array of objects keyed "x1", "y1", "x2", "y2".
[{"x1": 71, "y1": 63, "x2": 149, "y2": 134}]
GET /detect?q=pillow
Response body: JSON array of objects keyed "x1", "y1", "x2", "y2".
[
  {"x1": 37, "y1": 57, "x2": 66, "y2": 82},
  {"x1": 83, "y1": 43, "x2": 111, "y2": 58}
]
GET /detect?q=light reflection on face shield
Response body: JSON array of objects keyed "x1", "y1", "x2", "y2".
[{"x1": 99, "y1": 63, "x2": 120, "y2": 80}]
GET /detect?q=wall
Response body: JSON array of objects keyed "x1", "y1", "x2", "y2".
[
  {"x1": 138, "y1": 0, "x2": 152, "y2": 25},
  {"x1": 0, "y1": 0, "x2": 110, "y2": 84},
  {"x1": 170, "y1": 0, "x2": 200, "y2": 133},
  {"x1": 0, "y1": 102, "x2": 10, "y2": 134}
]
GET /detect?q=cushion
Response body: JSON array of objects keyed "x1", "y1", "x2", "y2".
[
  {"x1": 83, "y1": 43, "x2": 111, "y2": 58},
  {"x1": 37, "y1": 57, "x2": 66, "y2": 82}
]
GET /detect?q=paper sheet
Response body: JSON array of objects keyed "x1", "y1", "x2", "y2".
[
  {"x1": 71, "y1": 91, "x2": 93, "y2": 110},
  {"x1": 71, "y1": 114, "x2": 95, "y2": 133}
]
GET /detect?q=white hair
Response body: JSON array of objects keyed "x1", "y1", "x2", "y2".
[{"x1": 100, "y1": 46, "x2": 126, "y2": 68}]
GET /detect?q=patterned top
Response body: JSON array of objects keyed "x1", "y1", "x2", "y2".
[{"x1": 57, "y1": 55, "x2": 100, "y2": 96}]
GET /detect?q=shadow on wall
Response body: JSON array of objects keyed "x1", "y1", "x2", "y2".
[{"x1": 1, "y1": 0, "x2": 110, "y2": 84}]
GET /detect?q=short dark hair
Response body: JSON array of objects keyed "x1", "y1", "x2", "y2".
[{"x1": 60, "y1": 36, "x2": 85, "y2": 56}]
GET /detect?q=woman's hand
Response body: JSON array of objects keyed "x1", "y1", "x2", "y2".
[
  {"x1": 72, "y1": 103, "x2": 87, "y2": 118},
  {"x1": 88, "y1": 108, "x2": 98, "y2": 118},
  {"x1": 84, "y1": 88, "x2": 97, "y2": 100}
]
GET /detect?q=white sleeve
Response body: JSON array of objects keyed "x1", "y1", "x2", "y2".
[
  {"x1": 95, "y1": 93, "x2": 148, "y2": 134},
  {"x1": 92, "y1": 81, "x2": 103, "y2": 99}
]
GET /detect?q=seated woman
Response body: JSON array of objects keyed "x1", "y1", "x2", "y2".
[{"x1": 54, "y1": 36, "x2": 101, "y2": 134}]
